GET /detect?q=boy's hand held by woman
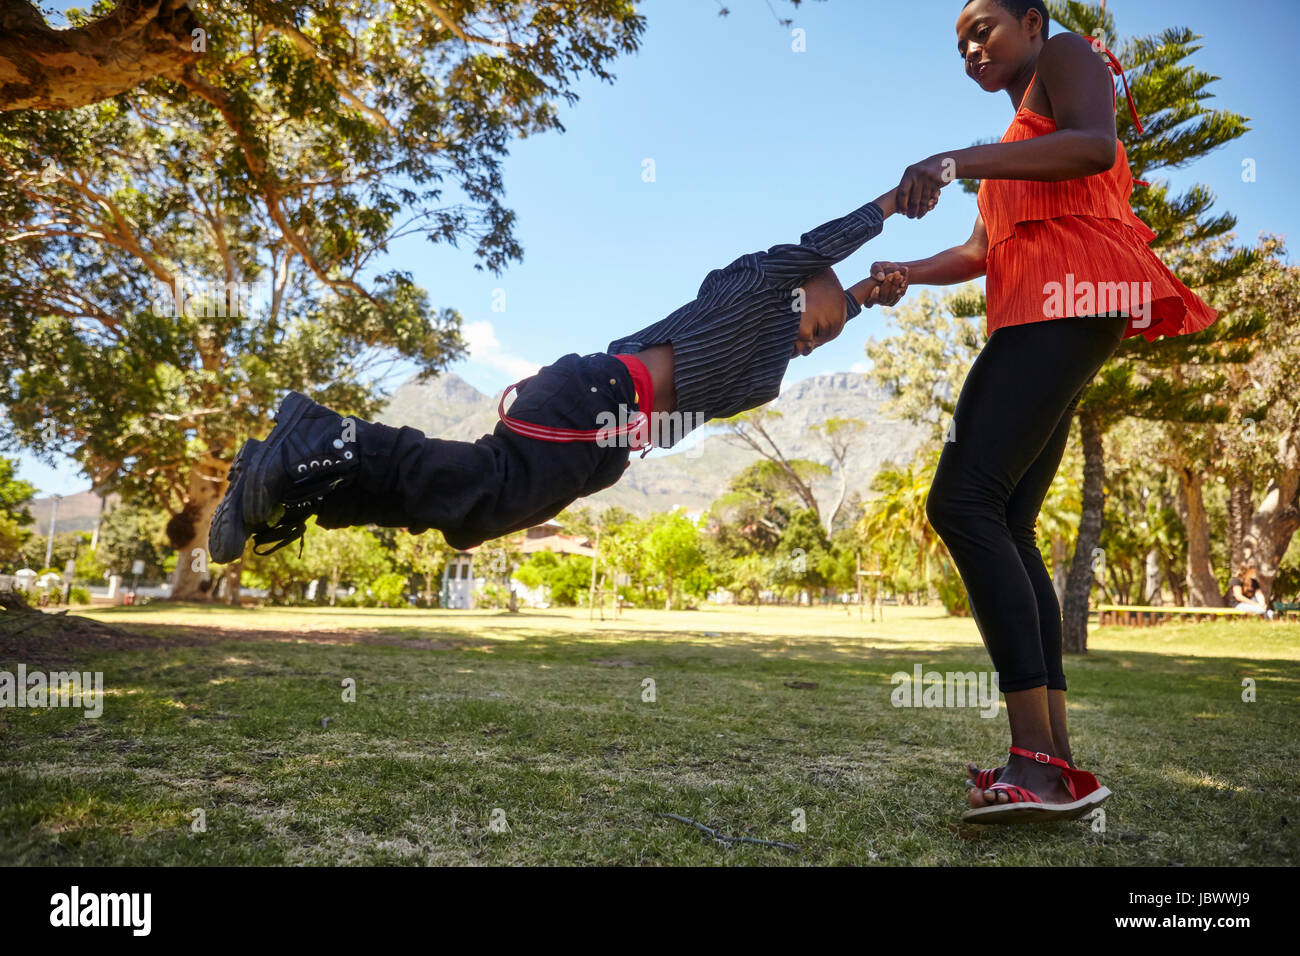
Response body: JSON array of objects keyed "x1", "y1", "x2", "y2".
[
  {"x1": 868, "y1": 268, "x2": 908, "y2": 307},
  {"x1": 868, "y1": 263, "x2": 909, "y2": 306}
]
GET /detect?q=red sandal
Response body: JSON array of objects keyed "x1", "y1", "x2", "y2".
[
  {"x1": 965, "y1": 754, "x2": 1079, "y2": 791},
  {"x1": 966, "y1": 764, "x2": 1003, "y2": 791},
  {"x1": 961, "y1": 746, "x2": 1111, "y2": 824}
]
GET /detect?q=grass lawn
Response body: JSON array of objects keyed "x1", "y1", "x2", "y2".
[{"x1": 1, "y1": 602, "x2": 1297, "y2": 865}]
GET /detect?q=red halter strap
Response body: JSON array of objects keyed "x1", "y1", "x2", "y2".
[
  {"x1": 1085, "y1": 36, "x2": 1148, "y2": 187},
  {"x1": 1085, "y1": 35, "x2": 1145, "y2": 135}
]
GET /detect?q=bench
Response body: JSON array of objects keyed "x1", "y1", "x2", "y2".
[
  {"x1": 1273, "y1": 601, "x2": 1300, "y2": 620},
  {"x1": 1095, "y1": 604, "x2": 1263, "y2": 626}
]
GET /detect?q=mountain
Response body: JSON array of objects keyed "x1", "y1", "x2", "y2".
[
  {"x1": 29, "y1": 489, "x2": 118, "y2": 537},
  {"x1": 376, "y1": 370, "x2": 931, "y2": 516}
]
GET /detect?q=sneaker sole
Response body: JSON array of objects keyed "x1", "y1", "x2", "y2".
[
  {"x1": 241, "y1": 391, "x2": 315, "y2": 528},
  {"x1": 208, "y1": 438, "x2": 261, "y2": 564}
]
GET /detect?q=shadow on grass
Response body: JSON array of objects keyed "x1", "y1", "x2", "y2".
[{"x1": 2, "y1": 613, "x2": 1297, "y2": 865}]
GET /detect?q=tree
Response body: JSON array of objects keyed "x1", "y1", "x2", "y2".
[
  {"x1": 643, "y1": 511, "x2": 706, "y2": 610},
  {"x1": 369, "y1": 571, "x2": 409, "y2": 608},
  {"x1": 0, "y1": 0, "x2": 202, "y2": 111},
  {"x1": 0, "y1": 1, "x2": 648, "y2": 599},
  {"x1": 0, "y1": 454, "x2": 36, "y2": 568},
  {"x1": 719, "y1": 408, "x2": 829, "y2": 520},
  {"x1": 513, "y1": 549, "x2": 590, "y2": 606},
  {"x1": 598, "y1": 509, "x2": 649, "y2": 604},
  {"x1": 95, "y1": 499, "x2": 170, "y2": 584},
  {"x1": 303, "y1": 524, "x2": 390, "y2": 605},
  {"x1": 240, "y1": 532, "x2": 313, "y2": 604},
  {"x1": 811, "y1": 416, "x2": 867, "y2": 534},
  {"x1": 729, "y1": 553, "x2": 772, "y2": 605},
  {"x1": 857, "y1": 447, "x2": 954, "y2": 606},
  {"x1": 711, "y1": 458, "x2": 827, "y2": 554},
  {"x1": 864, "y1": 287, "x2": 986, "y2": 445},
  {"x1": 1, "y1": 0, "x2": 819, "y2": 115},
  {"x1": 1183, "y1": 239, "x2": 1300, "y2": 600},
  {"x1": 394, "y1": 529, "x2": 448, "y2": 607},
  {"x1": 771, "y1": 507, "x2": 831, "y2": 598},
  {"x1": 1044, "y1": 0, "x2": 1254, "y2": 651}
]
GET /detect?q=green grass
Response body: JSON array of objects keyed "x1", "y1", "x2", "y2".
[{"x1": 2, "y1": 603, "x2": 1297, "y2": 865}]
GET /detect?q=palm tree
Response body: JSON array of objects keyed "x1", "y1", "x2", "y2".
[{"x1": 858, "y1": 446, "x2": 951, "y2": 601}]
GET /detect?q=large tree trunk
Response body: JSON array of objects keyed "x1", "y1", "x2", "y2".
[
  {"x1": 1143, "y1": 547, "x2": 1163, "y2": 604},
  {"x1": 0, "y1": 0, "x2": 202, "y2": 111},
  {"x1": 1227, "y1": 474, "x2": 1254, "y2": 572},
  {"x1": 222, "y1": 559, "x2": 242, "y2": 606},
  {"x1": 1244, "y1": 433, "x2": 1300, "y2": 599},
  {"x1": 1063, "y1": 410, "x2": 1107, "y2": 654},
  {"x1": 166, "y1": 459, "x2": 225, "y2": 601},
  {"x1": 826, "y1": 467, "x2": 847, "y2": 537},
  {"x1": 1051, "y1": 532, "x2": 1068, "y2": 605},
  {"x1": 1173, "y1": 465, "x2": 1224, "y2": 606}
]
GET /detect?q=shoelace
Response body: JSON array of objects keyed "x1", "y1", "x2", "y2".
[
  {"x1": 251, "y1": 520, "x2": 308, "y2": 557},
  {"x1": 250, "y1": 490, "x2": 331, "y2": 558}
]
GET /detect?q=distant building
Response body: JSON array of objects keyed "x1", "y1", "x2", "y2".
[
  {"x1": 441, "y1": 552, "x2": 478, "y2": 609},
  {"x1": 439, "y1": 522, "x2": 598, "y2": 609}
]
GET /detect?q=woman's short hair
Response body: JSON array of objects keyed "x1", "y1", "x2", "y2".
[{"x1": 963, "y1": 0, "x2": 1052, "y2": 38}]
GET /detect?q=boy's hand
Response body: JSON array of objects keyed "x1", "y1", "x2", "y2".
[{"x1": 866, "y1": 263, "x2": 909, "y2": 307}]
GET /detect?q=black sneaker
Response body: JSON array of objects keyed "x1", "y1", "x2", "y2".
[
  {"x1": 209, "y1": 437, "x2": 262, "y2": 564},
  {"x1": 207, "y1": 392, "x2": 360, "y2": 563}
]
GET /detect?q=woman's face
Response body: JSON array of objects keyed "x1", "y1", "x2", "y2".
[{"x1": 956, "y1": 0, "x2": 1043, "y2": 93}]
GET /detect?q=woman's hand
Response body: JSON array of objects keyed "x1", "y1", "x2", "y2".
[
  {"x1": 867, "y1": 263, "x2": 909, "y2": 307},
  {"x1": 895, "y1": 155, "x2": 952, "y2": 219}
]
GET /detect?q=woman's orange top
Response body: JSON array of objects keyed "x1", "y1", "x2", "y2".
[{"x1": 977, "y1": 71, "x2": 1218, "y2": 342}]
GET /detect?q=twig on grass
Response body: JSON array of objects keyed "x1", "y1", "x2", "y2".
[{"x1": 656, "y1": 813, "x2": 800, "y2": 851}]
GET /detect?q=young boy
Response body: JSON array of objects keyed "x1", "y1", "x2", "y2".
[{"x1": 208, "y1": 190, "x2": 909, "y2": 562}]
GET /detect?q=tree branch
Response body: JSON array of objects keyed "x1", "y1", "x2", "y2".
[{"x1": 0, "y1": 0, "x2": 203, "y2": 111}]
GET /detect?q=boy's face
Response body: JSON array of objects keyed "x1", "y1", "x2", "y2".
[{"x1": 792, "y1": 268, "x2": 848, "y2": 358}]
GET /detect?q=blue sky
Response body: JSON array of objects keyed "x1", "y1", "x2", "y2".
[{"x1": 15, "y1": 0, "x2": 1300, "y2": 495}]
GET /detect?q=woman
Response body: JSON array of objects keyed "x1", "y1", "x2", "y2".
[
  {"x1": 870, "y1": 0, "x2": 1217, "y2": 822},
  {"x1": 1228, "y1": 565, "x2": 1273, "y2": 619}
]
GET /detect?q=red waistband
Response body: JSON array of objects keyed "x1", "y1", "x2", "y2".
[{"x1": 613, "y1": 353, "x2": 655, "y2": 420}]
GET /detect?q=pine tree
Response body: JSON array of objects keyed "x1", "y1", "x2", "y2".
[{"x1": 1047, "y1": 1, "x2": 1255, "y2": 649}]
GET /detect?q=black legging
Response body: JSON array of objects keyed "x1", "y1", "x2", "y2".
[{"x1": 925, "y1": 313, "x2": 1127, "y2": 693}]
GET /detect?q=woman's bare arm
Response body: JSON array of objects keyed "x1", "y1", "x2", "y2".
[
  {"x1": 868, "y1": 213, "x2": 988, "y2": 288},
  {"x1": 896, "y1": 34, "x2": 1120, "y2": 218},
  {"x1": 954, "y1": 34, "x2": 1118, "y2": 179}
]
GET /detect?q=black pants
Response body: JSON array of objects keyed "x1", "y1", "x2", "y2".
[
  {"x1": 925, "y1": 314, "x2": 1127, "y2": 693},
  {"x1": 318, "y1": 353, "x2": 636, "y2": 550}
]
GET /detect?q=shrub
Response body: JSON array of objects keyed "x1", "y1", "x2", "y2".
[
  {"x1": 935, "y1": 573, "x2": 971, "y2": 617},
  {"x1": 477, "y1": 582, "x2": 513, "y2": 609},
  {"x1": 369, "y1": 573, "x2": 409, "y2": 608}
]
